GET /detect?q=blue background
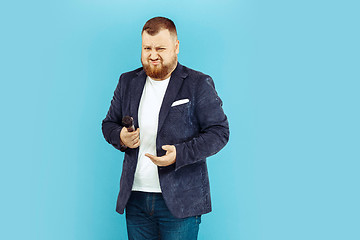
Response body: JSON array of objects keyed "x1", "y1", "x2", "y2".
[{"x1": 1, "y1": 0, "x2": 359, "y2": 239}]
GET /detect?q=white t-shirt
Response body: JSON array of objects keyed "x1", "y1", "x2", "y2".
[{"x1": 131, "y1": 76, "x2": 170, "y2": 192}]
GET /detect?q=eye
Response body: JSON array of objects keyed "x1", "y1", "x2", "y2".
[
  {"x1": 144, "y1": 47, "x2": 151, "y2": 50},
  {"x1": 157, "y1": 47, "x2": 166, "y2": 51}
]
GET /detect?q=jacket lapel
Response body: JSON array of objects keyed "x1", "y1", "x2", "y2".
[
  {"x1": 157, "y1": 63, "x2": 188, "y2": 133},
  {"x1": 130, "y1": 70, "x2": 146, "y2": 128}
]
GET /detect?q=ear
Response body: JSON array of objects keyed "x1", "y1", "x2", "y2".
[{"x1": 175, "y1": 39, "x2": 180, "y2": 54}]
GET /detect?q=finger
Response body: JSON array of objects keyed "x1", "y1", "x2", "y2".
[
  {"x1": 120, "y1": 127, "x2": 129, "y2": 139},
  {"x1": 134, "y1": 128, "x2": 140, "y2": 135},
  {"x1": 123, "y1": 131, "x2": 133, "y2": 139},
  {"x1": 120, "y1": 127, "x2": 127, "y2": 134},
  {"x1": 151, "y1": 154, "x2": 171, "y2": 162},
  {"x1": 128, "y1": 131, "x2": 139, "y2": 139},
  {"x1": 133, "y1": 139, "x2": 140, "y2": 148},
  {"x1": 130, "y1": 139, "x2": 140, "y2": 148},
  {"x1": 123, "y1": 130, "x2": 137, "y2": 141},
  {"x1": 129, "y1": 132, "x2": 139, "y2": 141},
  {"x1": 131, "y1": 135, "x2": 139, "y2": 142},
  {"x1": 125, "y1": 127, "x2": 138, "y2": 135},
  {"x1": 132, "y1": 138, "x2": 139, "y2": 145},
  {"x1": 145, "y1": 153, "x2": 156, "y2": 160},
  {"x1": 162, "y1": 145, "x2": 170, "y2": 150},
  {"x1": 162, "y1": 145, "x2": 174, "y2": 153},
  {"x1": 145, "y1": 153, "x2": 162, "y2": 162}
]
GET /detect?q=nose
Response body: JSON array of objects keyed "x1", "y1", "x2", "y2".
[{"x1": 149, "y1": 49, "x2": 159, "y2": 60}]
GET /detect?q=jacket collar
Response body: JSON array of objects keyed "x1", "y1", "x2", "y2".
[{"x1": 158, "y1": 62, "x2": 188, "y2": 132}]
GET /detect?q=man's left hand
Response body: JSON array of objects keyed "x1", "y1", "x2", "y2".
[{"x1": 145, "y1": 145, "x2": 176, "y2": 167}]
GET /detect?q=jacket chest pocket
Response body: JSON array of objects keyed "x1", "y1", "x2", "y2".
[
  {"x1": 169, "y1": 101, "x2": 190, "y2": 115},
  {"x1": 164, "y1": 102, "x2": 194, "y2": 140}
]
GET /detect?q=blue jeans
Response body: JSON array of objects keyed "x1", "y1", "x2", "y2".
[{"x1": 125, "y1": 191, "x2": 201, "y2": 240}]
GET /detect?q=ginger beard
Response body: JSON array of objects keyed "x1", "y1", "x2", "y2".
[{"x1": 141, "y1": 54, "x2": 177, "y2": 80}]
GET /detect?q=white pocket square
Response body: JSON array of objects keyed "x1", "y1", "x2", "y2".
[{"x1": 171, "y1": 98, "x2": 189, "y2": 107}]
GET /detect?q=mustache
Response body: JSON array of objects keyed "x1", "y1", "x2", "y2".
[{"x1": 148, "y1": 56, "x2": 163, "y2": 61}]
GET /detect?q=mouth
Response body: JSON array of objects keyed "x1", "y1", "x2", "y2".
[{"x1": 149, "y1": 59, "x2": 161, "y2": 66}]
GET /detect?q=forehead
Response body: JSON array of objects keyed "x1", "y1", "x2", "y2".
[{"x1": 142, "y1": 29, "x2": 175, "y2": 46}]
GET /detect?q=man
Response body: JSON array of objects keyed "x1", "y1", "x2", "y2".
[{"x1": 102, "y1": 17, "x2": 229, "y2": 239}]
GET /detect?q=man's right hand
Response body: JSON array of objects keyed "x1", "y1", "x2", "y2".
[{"x1": 120, "y1": 127, "x2": 140, "y2": 148}]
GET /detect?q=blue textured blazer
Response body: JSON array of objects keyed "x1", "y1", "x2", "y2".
[{"x1": 102, "y1": 62, "x2": 229, "y2": 218}]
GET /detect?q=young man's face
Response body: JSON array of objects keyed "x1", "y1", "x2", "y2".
[{"x1": 141, "y1": 29, "x2": 179, "y2": 80}]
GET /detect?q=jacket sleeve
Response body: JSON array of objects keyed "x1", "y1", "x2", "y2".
[
  {"x1": 174, "y1": 76, "x2": 229, "y2": 171},
  {"x1": 102, "y1": 74, "x2": 125, "y2": 151}
]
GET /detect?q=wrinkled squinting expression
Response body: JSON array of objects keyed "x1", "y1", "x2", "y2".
[{"x1": 141, "y1": 29, "x2": 179, "y2": 80}]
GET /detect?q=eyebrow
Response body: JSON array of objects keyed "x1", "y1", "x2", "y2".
[{"x1": 143, "y1": 45, "x2": 166, "y2": 47}]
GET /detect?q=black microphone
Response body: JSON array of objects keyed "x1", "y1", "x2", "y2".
[
  {"x1": 120, "y1": 116, "x2": 135, "y2": 152},
  {"x1": 122, "y1": 116, "x2": 135, "y2": 132}
]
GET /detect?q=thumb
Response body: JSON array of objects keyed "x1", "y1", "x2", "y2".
[{"x1": 162, "y1": 145, "x2": 172, "y2": 151}]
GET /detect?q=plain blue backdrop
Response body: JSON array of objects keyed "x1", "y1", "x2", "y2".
[{"x1": 1, "y1": 0, "x2": 359, "y2": 239}]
